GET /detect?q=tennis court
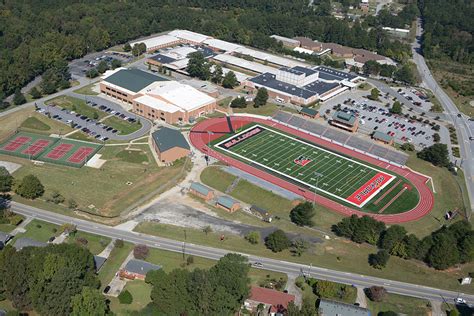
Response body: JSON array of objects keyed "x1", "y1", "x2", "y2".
[
  {"x1": 214, "y1": 124, "x2": 396, "y2": 208},
  {"x1": 39, "y1": 139, "x2": 102, "y2": 167},
  {"x1": 0, "y1": 132, "x2": 57, "y2": 159}
]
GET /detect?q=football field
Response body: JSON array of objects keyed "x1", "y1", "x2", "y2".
[{"x1": 214, "y1": 124, "x2": 395, "y2": 207}]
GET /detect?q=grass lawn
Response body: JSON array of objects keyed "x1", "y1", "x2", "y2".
[
  {"x1": 366, "y1": 293, "x2": 431, "y2": 315},
  {"x1": 134, "y1": 222, "x2": 474, "y2": 294},
  {"x1": 6, "y1": 145, "x2": 187, "y2": 218},
  {"x1": 145, "y1": 248, "x2": 215, "y2": 272},
  {"x1": 200, "y1": 166, "x2": 237, "y2": 192},
  {"x1": 102, "y1": 116, "x2": 142, "y2": 135},
  {"x1": 74, "y1": 83, "x2": 99, "y2": 96},
  {"x1": 98, "y1": 242, "x2": 134, "y2": 290},
  {"x1": 109, "y1": 280, "x2": 152, "y2": 315},
  {"x1": 66, "y1": 231, "x2": 111, "y2": 255},
  {"x1": 20, "y1": 117, "x2": 50, "y2": 131},
  {"x1": 13, "y1": 219, "x2": 59, "y2": 243},
  {"x1": 65, "y1": 131, "x2": 101, "y2": 143},
  {"x1": 116, "y1": 149, "x2": 149, "y2": 164},
  {"x1": 47, "y1": 95, "x2": 106, "y2": 120},
  {"x1": 0, "y1": 223, "x2": 16, "y2": 233},
  {"x1": 218, "y1": 96, "x2": 233, "y2": 107}
]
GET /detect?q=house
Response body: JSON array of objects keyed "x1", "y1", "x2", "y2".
[
  {"x1": 372, "y1": 131, "x2": 394, "y2": 145},
  {"x1": 120, "y1": 259, "x2": 161, "y2": 280},
  {"x1": 189, "y1": 182, "x2": 214, "y2": 201},
  {"x1": 360, "y1": 0, "x2": 369, "y2": 13},
  {"x1": 93, "y1": 255, "x2": 107, "y2": 273},
  {"x1": 243, "y1": 286, "x2": 295, "y2": 316},
  {"x1": 0, "y1": 232, "x2": 12, "y2": 250},
  {"x1": 299, "y1": 107, "x2": 319, "y2": 119},
  {"x1": 330, "y1": 111, "x2": 359, "y2": 133},
  {"x1": 13, "y1": 238, "x2": 47, "y2": 251},
  {"x1": 318, "y1": 299, "x2": 371, "y2": 316},
  {"x1": 216, "y1": 196, "x2": 240, "y2": 212},
  {"x1": 250, "y1": 205, "x2": 272, "y2": 222},
  {"x1": 151, "y1": 127, "x2": 190, "y2": 163}
]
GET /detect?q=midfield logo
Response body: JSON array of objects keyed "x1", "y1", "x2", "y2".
[{"x1": 294, "y1": 155, "x2": 312, "y2": 167}]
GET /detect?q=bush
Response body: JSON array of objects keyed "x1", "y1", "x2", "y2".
[
  {"x1": 68, "y1": 199, "x2": 78, "y2": 210},
  {"x1": 264, "y1": 229, "x2": 290, "y2": 252},
  {"x1": 114, "y1": 239, "x2": 124, "y2": 248},
  {"x1": 186, "y1": 255, "x2": 194, "y2": 266},
  {"x1": 245, "y1": 231, "x2": 260, "y2": 245},
  {"x1": 369, "y1": 250, "x2": 390, "y2": 269},
  {"x1": 8, "y1": 215, "x2": 23, "y2": 226},
  {"x1": 230, "y1": 97, "x2": 247, "y2": 108},
  {"x1": 133, "y1": 244, "x2": 149, "y2": 259},
  {"x1": 15, "y1": 175, "x2": 44, "y2": 199},
  {"x1": 290, "y1": 202, "x2": 315, "y2": 227},
  {"x1": 76, "y1": 237, "x2": 88, "y2": 246},
  {"x1": 365, "y1": 286, "x2": 387, "y2": 302},
  {"x1": 47, "y1": 191, "x2": 65, "y2": 204},
  {"x1": 118, "y1": 290, "x2": 133, "y2": 304}
]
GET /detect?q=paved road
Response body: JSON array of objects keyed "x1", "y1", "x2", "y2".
[
  {"x1": 412, "y1": 18, "x2": 474, "y2": 212},
  {"x1": 9, "y1": 201, "x2": 474, "y2": 305}
]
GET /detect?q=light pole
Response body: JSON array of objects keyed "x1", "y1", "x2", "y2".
[{"x1": 312, "y1": 172, "x2": 323, "y2": 206}]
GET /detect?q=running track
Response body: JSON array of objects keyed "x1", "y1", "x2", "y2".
[{"x1": 190, "y1": 116, "x2": 434, "y2": 223}]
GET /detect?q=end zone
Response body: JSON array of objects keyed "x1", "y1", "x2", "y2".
[{"x1": 346, "y1": 172, "x2": 395, "y2": 207}]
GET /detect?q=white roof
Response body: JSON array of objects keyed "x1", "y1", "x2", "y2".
[
  {"x1": 168, "y1": 30, "x2": 210, "y2": 43},
  {"x1": 213, "y1": 54, "x2": 279, "y2": 75},
  {"x1": 203, "y1": 38, "x2": 242, "y2": 52},
  {"x1": 222, "y1": 68, "x2": 249, "y2": 83},
  {"x1": 294, "y1": 47, "x2": 314, "y2": 55},
  {"x1": 270, "y1": 35, "x2": 301, "y2": 45},
  {"x1": 130, "y1": 35, "x2": 179, "y2": 49},
  {"x1": 162, "y1": 46, "x2": 196, "y2": 60},
  {"x1": 167, "y1": 58, "x2": 189, "y2": 70},
  {"x1": 233, "y1": 47, "x2": 307, "y2": 68},
  {"x1": 134, "y1": 95, "x2": 182, "y2": 113},
  {"x1": 143, "y1": 81, "x2": 215, "y2": 112}
]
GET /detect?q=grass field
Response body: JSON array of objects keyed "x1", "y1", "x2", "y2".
[
  {"x1": 366, "y1": 293, "x2": 431, "y2": 315},
  {"x1": 6, "y1": 145, "x2": 187, "y2": 218},
  {"x1": 20, "y1": 117, "x2": 51, "y2": 131},
  {"x1": 109, "y1": 280, "x2": 152, "y2": 314},
  {"x1": 13, "y1": 219, "x2": 59, "y2": 243},
  {"x1": 66, "y1": 231, "x2": 111, "y2": 255},
  {"x1": 98, "y1": 242, "x2": 134, "y2": 290},
  {"x1": 73, "y1": 83, "x2": 99, "y2": 95},
  {"x1": 213, "y1": 124, "x2": 418, "y2": 212},
  {"x1": 232, "y1": 103, "x2": 296, "y2": 116},
  {"x1": 102, "y1": 116, "x2": 142, "y2": 135},
  {"x1": 47, "y1": 96, "x2": 106, "y2": 120},
  {"x1": 200, "y1": 166, "x2": 237, "y2": 192},
  {"x1": 0, "y1": 223, "x2": 16, "y2": 233},
  {"x1": 66, "y1": 131, "x2": 101, "y2": 143}
]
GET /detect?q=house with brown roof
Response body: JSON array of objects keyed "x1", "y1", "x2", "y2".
[{"x1": 243, "y1": 286, "x2": 295, "y2": 316}]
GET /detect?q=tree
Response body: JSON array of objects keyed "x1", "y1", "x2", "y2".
[
  {"x1": 433, "y1": 133, "x2": 440, "y2": 142},
  {"x1": 114, "y1": 239, "x2": 124, "y2": 248},
  {"x1": 369, "y1": 250, "x2": 390, "y2": 269},
  {"x1": 133, "y1": 244, "x2": 149, "y2": 259},
  {"x1": 30, "y1": 87, "x2": 42, "y2": 99},
  {"x1": 47, "y1": 190, "x2": 65, "y2": 204},
  {"x1": 222, "y1": 71, "x2": 239, "y2": 89},
  {"x1": 254, "y1": 88, "x2": 268, "y2": 108},
  {"x1": 15, "y1": 175, "x2": 44, "y2": 199},
  {"x1": 211, "y1": 64, "x2": 223, "y2": 84},
  {"x1": 86, "y1": 68, "x2": 99, "y2": 78},
  {"x1": 400, "y1": 142, "x2": 415, "y2": 151},
  {"x1": 71, "y1": 287, "x2": 109, "y2": 316},
  {"x1": 68, "y1": 199, "x2": 78, "y2": 210},
  {"x1": 365, "y1": 286, "x2": 387, "y2": 302},
  {"x1": 123, "y1": 43, "x2": 132, "y2": 52},
  {"x1": 111, "y1": 59, "x2": 122, "y2": 69},
  {"x1": 312, "y1": 279, "x2": 338, "y2": 298},
  {"x1": 230, "y1": 97, "x2": 247, "y2": 108},
  {"x1": 291, "y1": 238, "x2": 310, "y2": 257},
  {"x1": 186, "y1": 52, "x2": 210, "y2": 80},
  {"x1": 264, "y1": 229, "x2": 291, "y2": 252},
  {"x1": 417, "y1": 143, "x2": 450, "y2": 167},
  {"x1": 93, "y1": 111, "x2": 99, "y2": 120},
  {"x1": 390, "y1": 101, "x2": 402, "y2": 114},
  {"x1": 332, "y1": 215, "x2": 386, "y2": 245},
  {"x1": 379, "y1": 225, "x2": 407, "y2": 255},
  {"x1": 118, "y1": 290, "x2": 133, "y2": 304},
  {"x1": 0, "y1": 167, "x2": 13, "y2": 193},
  {"x1": 203, "y1": 225, "x2": 212, "y2": 235},
  {"x1": 394, "y1": 63, "x2": 416, "y2": 85},
  {"x1": 448, "y1": 309, "x2": 460, "y2": 316},
  {"x1": 245, "y1": 231, "x2": 260, "y2": 245},
  {"x1": 13, "y1": 89, "x2": 26, "y2": 105},
  {"x1": 426, "y1": 232, "x2": 460, "y2": 270},
  {"x1": 97, "y1": 61, "x2": 109, "y2": 74},
  {"x1": 186, "y1": 255, "x2": 194, "y2": 266},
  {"x1": 368, "y1": 88, "x2": 380, "y2": 101},
  {"x1": 290, "y1": 202, "x2": 315, "y2": 227}
]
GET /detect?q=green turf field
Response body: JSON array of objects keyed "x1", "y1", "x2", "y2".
[{"x1": 214, "y1": 124, "x2": 399, "y2": 209}]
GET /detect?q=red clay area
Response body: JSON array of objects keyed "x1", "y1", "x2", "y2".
[{"x1": 190, "y1": 116, "x2": 434, "y2": 224}]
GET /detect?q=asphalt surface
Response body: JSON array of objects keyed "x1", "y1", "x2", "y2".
[
  {"x1": 9, "y1": 201, "x2": 474, "y2": 305},
  {"x1": 412, "y1": 18, "x2": 474, "y2": 212}
]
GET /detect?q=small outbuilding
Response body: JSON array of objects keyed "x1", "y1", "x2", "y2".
[
  {"x1": 120, "y1": 259, "x2": 161, "y2": 280},
  {"x1": 318, "y1": 299, "x2": 371, "y2": 316},
  {"x1": 299, "y1": 107, "x2": 319, "y2": 119},
  {"x1": 330, "y1": 111, "x2": 359, "y2": 133},
  {"x1": 0, "y1": 232, "x2": 13, "y2": 250},
  {"x1": 93, "y1": 255, "x2": 107, "y2": 273},
  {"x1": 189, "y1": 182, "x2": 214, "y2": 201},
  {"x1": 216, "y1": 196, "x2": 240, "y2": 213},
  {"x1": 250, "y1": 205, "x2": 273, "y2": 222},
  {"x1": 372, "y1": 131, "x2": 394, "y2": 145},
  {"x1": 152, "y1": 127, "x2": 190, "y2": 163}
]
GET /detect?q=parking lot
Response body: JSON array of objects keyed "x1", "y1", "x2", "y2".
[
  {"x1": 320, "y1": 89, "x2": 450, "y2": 149},
  {"x1": 37, "y1": 93, "x2": 151, "y2": 141},
  {"x1": 396, "y1": 87, "x2": 434, "y2": 113},
  {"x1": 69, "y1": 51, "x2": 133, "y2": 78}
]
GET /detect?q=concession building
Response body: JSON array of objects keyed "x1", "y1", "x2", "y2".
[
  {"x1": 151, "y1": 127, "x2": 190, "y2": 163},
  {"x1": 101, "y1": 68, "x2": 216, "y2": 124}
]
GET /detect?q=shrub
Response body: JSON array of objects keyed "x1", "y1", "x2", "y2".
[
  {"x1": 133, "y1": 244, "x2": 149, "y2": 259},
  {"x1": 264, "y1": 229, "x2": 290, "y2": 252},
  {"x1": 118, "y1": 290, "x2": 133, "y2": 304},
  {"x1": 368, "y1": 250, "x2": 390, "y2": 269},
  {"x1": 365, "y1": 286, "x2": 387, "y2": 302},
  {"x1": 76, "y1": 237, "x2": 88, "y2": 246},
  {"x1": 186, "y1": 255, "x2": 194, "y2": 266},
  {"x1": 15, "y1": 175, "x2": 44, "y2": 199},
  {"x1": 245, "y1": 231, "x2": 260, "y2": 245},
  {"x1": 114, "y1": 239, "x2": 124, "y2": 248}
]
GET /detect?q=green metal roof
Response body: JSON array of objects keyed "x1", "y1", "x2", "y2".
[
  {"x1": 104, "y1": 68, "x2": 167, "y2": 93},
  {"x1": 319, "y1": 299, "x2": 371, "y2": 316},
  {"x1": 190, "y1": 182, "x2": 213, "y2": 196},
  {"x1": 373, "y1": 131, "x2": 393, "y2": 142},
  {"x1": 217, "y1": 196, "x2": 237, "y2": 209},
  {"x1": 300, "y1": 107, "x2": 318, "y2": 117},
  {"x1": 333, "y1": 111, "x2": 356, "y2": 125},
  {"x1": 152, "y1": 127, "x2": 190, "y2": 152}
]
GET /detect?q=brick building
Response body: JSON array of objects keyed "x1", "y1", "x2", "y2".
[
  {"x1": 330, "y1": 111, "x2": 359, "y2": 132},
  {"x1": 151, "y1": 127, "x2": 190, "y2": 163}
]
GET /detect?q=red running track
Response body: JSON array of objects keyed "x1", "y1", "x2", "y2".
[{"x1": 190, "y1": 116, "x2": 434, "y2": 224}]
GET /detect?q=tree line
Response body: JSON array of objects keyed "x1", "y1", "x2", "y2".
[
  {"x1": 332, "y1": 215, "x2": 474, "y2": 270},
  {"x1": 0, "y1": 0, "x2": 413, "y2": 103}
]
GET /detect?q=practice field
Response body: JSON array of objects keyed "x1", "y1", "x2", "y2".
[
  {"x1": 0, "y1": 131, "x2": 102, "y2": 167},
  {"x1": 214, "y1": 124, "x2": 395, "y2": 208}
]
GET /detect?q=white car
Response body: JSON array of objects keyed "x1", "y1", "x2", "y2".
[
  {"x1": 455, "y1": 297, "x2": 466, "y2": 304},
  {"x1": 110, "y1": 110, "x2": 116, "y2": 115},
  {"x1": 66, "y1": 119, "x2": 72, "y2": 124},
  {"x1": 360, "y1": 119, "x2": 365, "y2": 125}
]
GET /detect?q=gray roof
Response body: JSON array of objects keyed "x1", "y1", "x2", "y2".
[
  {"x1": 217, "y1": 196, "x2": 238, "y2": 209},
  {"x1": 333, "y1": 111, "x2": 356, "y2": 125},
  {"x1": 13, "y1": 237, "x2": 47, "y2": 250},
  {"x1": 152, "y1": 127, "x2": 190, "y2": 152},
  {"x1": 251, "y1": 205, "x2": 269, "y2": 216},
  {"x1": 319, "y1": 299, "x2": 371, "y2": 316},
  {"x1": 125, "y1": 259, "x2": 161, "y2": 275},
  {"x1": 0, "y1": 231, "x2": 12, "y2": 244},
  {"x1": 292, "y1": 66, "x2": 318, "y2": 76},
  {"x1": 190, "y1": 182, "x2": 213, "y2": 196},
  {"x1": 104, "y1": 68, "x2": 167, "y2": 93},
  {"x1": 149, "y1": 54, "x2": 177, "y2": 64},
  {"x1": 373, "y1": 131, "x2": 393, "y2": 142},
  {"x1": 300, "y1": 107, "x2": 318, "y2": 117},
  {"x1": 316, "y1": 66, "x2": 357, "y2": 81},
  {"x1": 93, "y1": 255, "x2": 107, "y2": 272}
]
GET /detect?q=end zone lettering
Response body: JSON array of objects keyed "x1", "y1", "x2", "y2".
[
  {"x1": 355, "y1": 175, "x2": 385, "y2": 201},
  {"x1": 221, "y1": 127, "x2": 263, "y2": 149},
  {"x1": 346, "y1": 172, "x2": 394, "y2": 206}
]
